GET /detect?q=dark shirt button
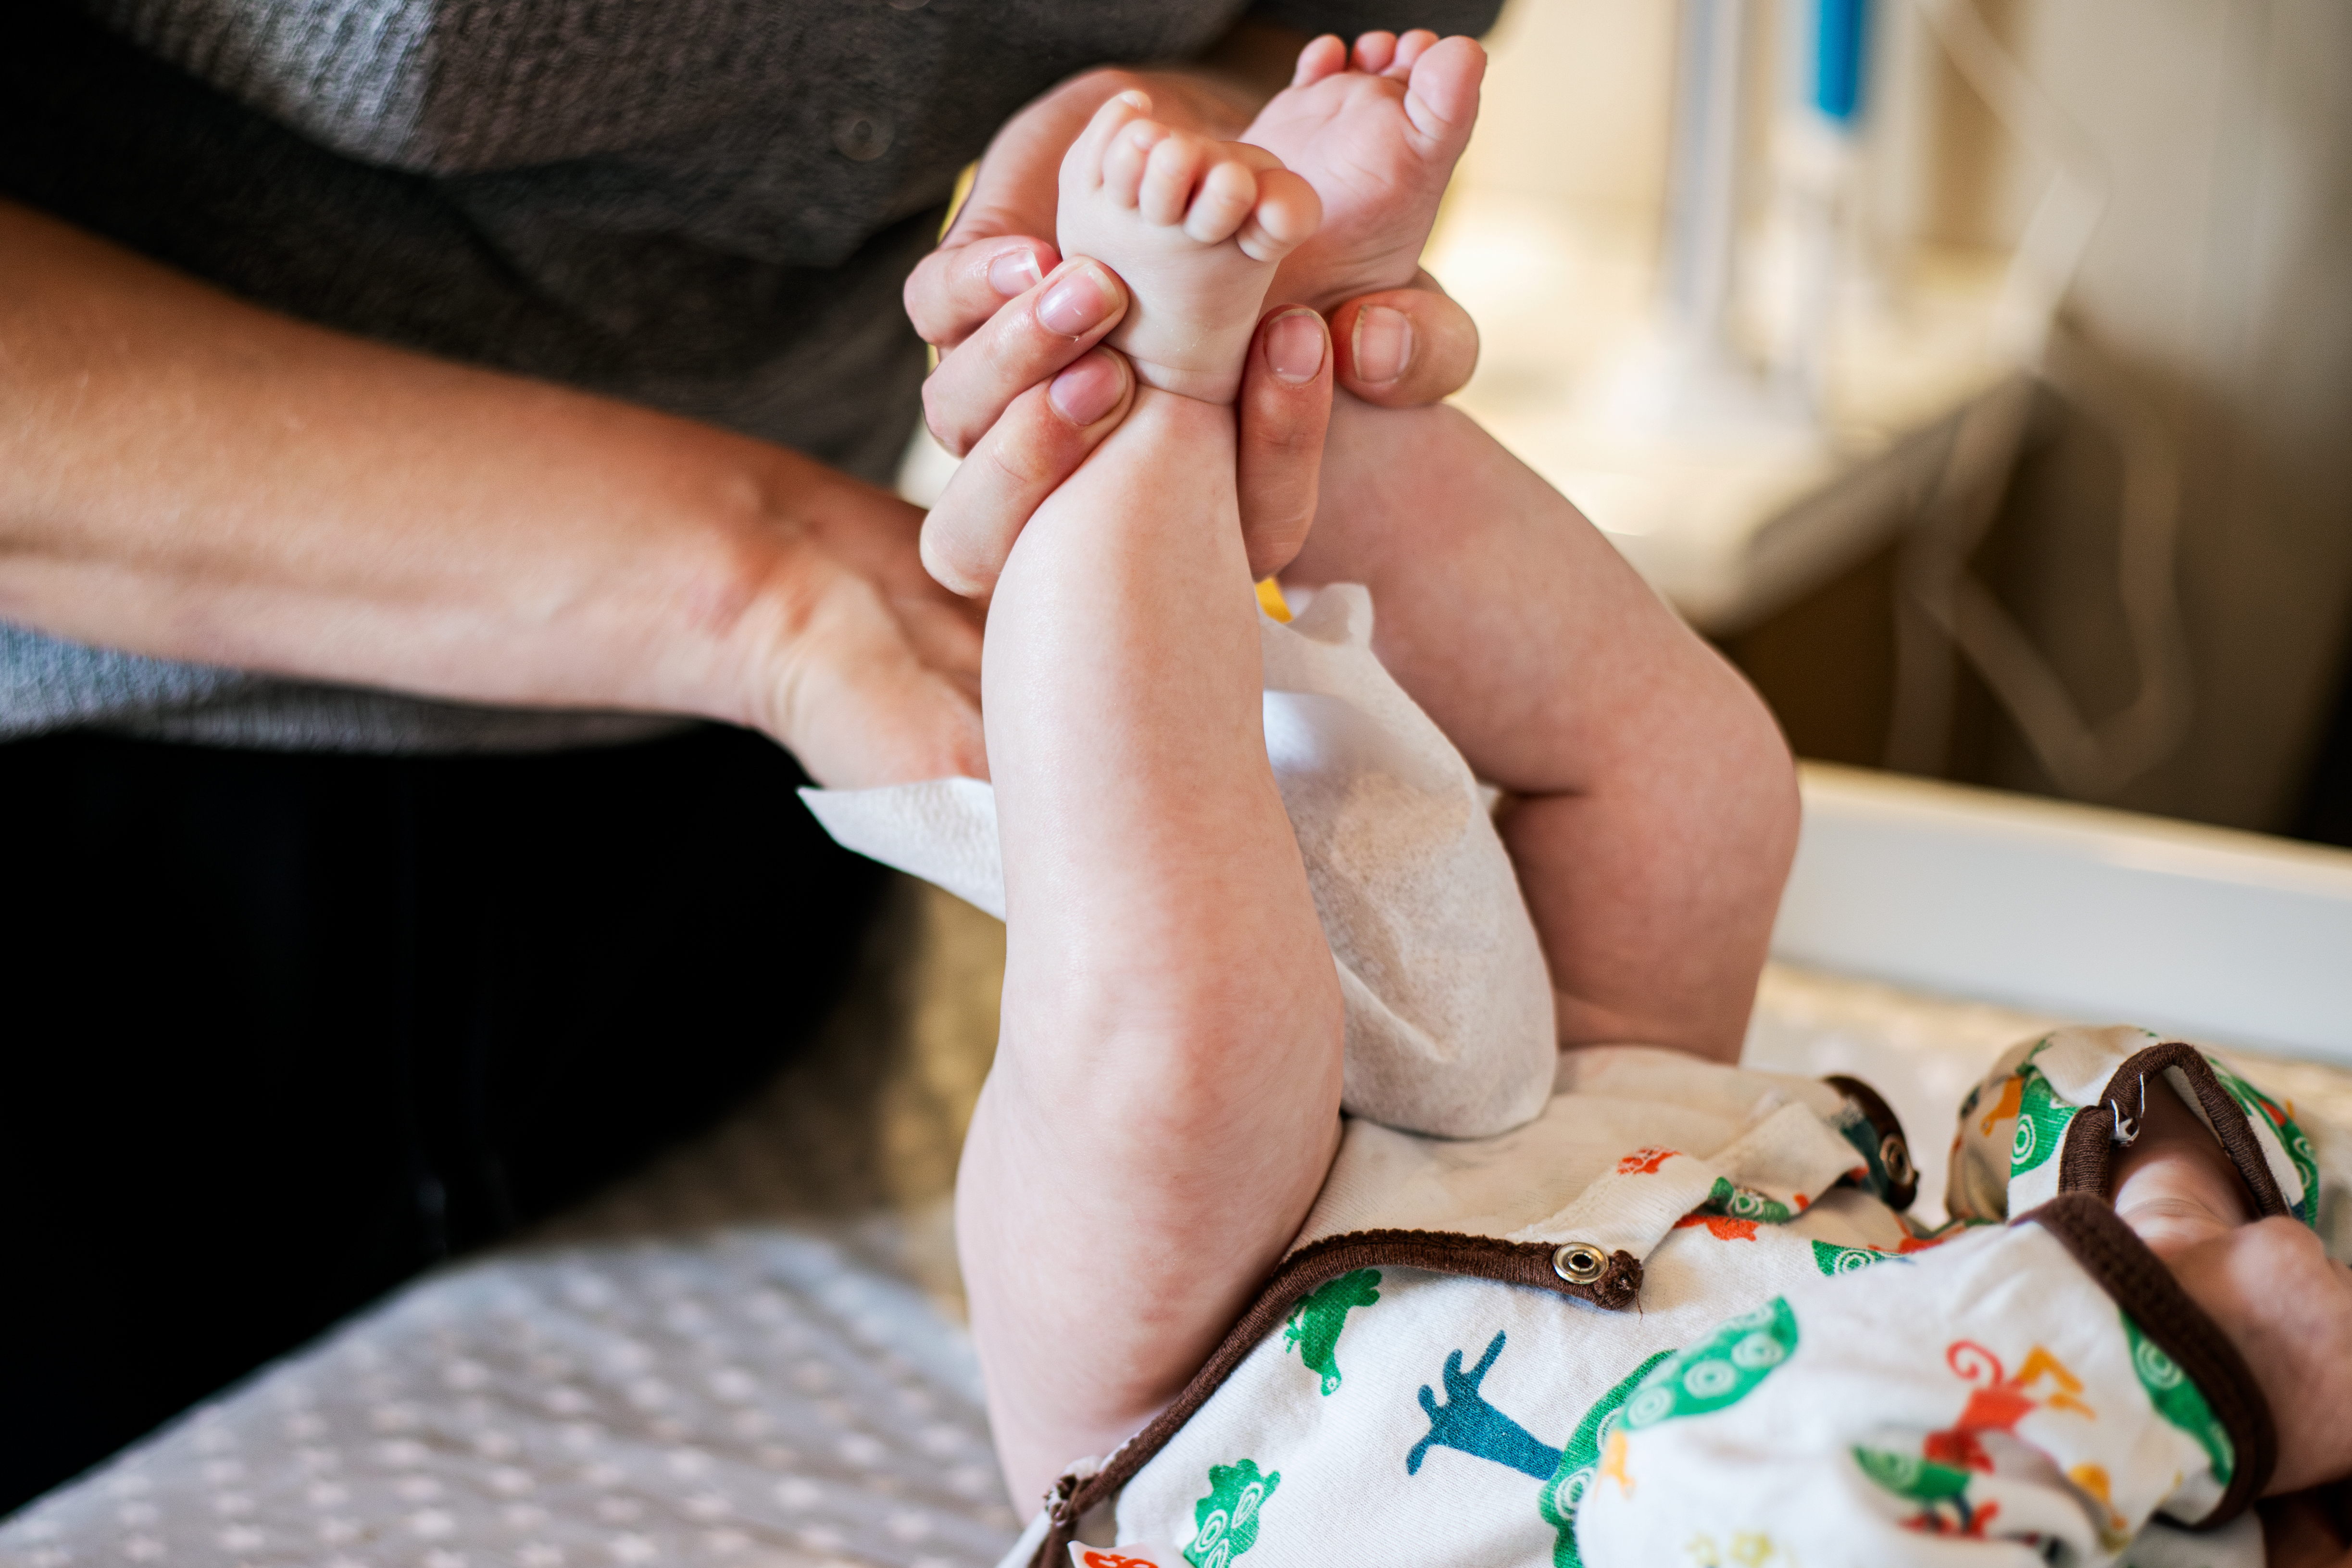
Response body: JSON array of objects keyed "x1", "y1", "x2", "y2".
[{"x1": 833, "y1": 111, "x2": 895, "y2": 162}]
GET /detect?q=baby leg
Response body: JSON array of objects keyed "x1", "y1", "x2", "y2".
[
  {"x1": 958, "y1": 100, "x2": 1343, "y2": 1505},
  {"x1": 1285, "y1": 398, "x2": 1801, "y2": 1060}
]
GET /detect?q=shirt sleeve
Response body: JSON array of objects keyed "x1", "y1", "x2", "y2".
[
  {"x1": 1575, "y1": 1200, "x2": 2273, "y2": 1568},
  {"x1": 1243, "y1": 0, "x2": 1506, "y2": 42}
]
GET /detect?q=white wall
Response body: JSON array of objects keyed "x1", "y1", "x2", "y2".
[{"x1": 1454, "y1": 0, "x2": 2352, "y2": 831}]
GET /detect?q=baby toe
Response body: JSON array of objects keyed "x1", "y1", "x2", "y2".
[
  {"x1": 1388, "y1": 30, "x2": 1438, "y2": 76},
  {"x1": 1350, "y1": 31, "x2": 1398, "y2": 75},
  {"x1": 1184, "y1": 157, "x2": 1257, "y2": 245},
  {"x1": 1291, "y1": 33, "x2": 1348, "y2": 88},
  {"x1": 1404, "y1": 36, "x2": 1486, "y2": 139},
  {"x1": 1073, "y1": 90, "x2": 1152, "y2": 180},
  {"x1": 1237, "y1": 168, "x2": 1321, "y2": 263},
  {"x1": 1138, "y1": 131, "x2": 1207, "y2": 226},
  {"x1": 1100, "y1": 117, "x2": 1169, "y2": 208}
]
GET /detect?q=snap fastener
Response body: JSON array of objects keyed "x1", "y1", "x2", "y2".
[
  {"x1": 1552, "y1": 1242, "x2": 1607, "y2": 1286},
  {"x1": 833, "y1": 111, "x2": 894, "y2": 162},
  {"x1": 1879, "y1": 1133, "x2": 1914, "y2": 1186}
]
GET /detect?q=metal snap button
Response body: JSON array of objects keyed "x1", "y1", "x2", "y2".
[
  {"x1": 833, "y1": 111, "x2": 894, "y2": 162},
  {"x1": 1552, "y1": 1242, "x2": 1608, "y2": 1286},
  {"x1": 1879, "y1": 1133, "x2": 1914, "y2": 1186}
]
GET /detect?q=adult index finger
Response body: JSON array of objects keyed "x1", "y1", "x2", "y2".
[
  {"x1": 921, "y1": 258, "x2": 1129, "y2": 459},
  {"x1": 920, "y1": 349, "x2": 1135, "y2": 600},
  {"x1": 904, "y1": 232, "x2": 1063, "y2": 349}
]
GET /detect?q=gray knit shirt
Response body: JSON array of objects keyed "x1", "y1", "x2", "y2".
[{"x1": 1, "y1": 0, "x2": 1500, "y2": 753}]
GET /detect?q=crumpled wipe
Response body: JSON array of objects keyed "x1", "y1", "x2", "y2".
[{"x1": 800, "y1": 584, "x2": 1556, "y2": 1140}]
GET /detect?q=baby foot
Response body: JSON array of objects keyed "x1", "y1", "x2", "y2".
[
  {"x1": 1057, "y1": 91, "x2": 1321, "y2": 404},
  {"x1": 1242, "y1": 31, "x2": 1485, "y2": 313}
]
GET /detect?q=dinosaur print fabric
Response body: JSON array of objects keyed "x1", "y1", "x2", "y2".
[
  {"x1": 997, "y1": 1027, "x2": 2346, "y2": 1568},
  {"x1": 1577, "y1": 1223, "x2": 2244, "y2": 1565}
]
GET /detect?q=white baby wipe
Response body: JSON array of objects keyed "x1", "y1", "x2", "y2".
[{"x1": 798, "y1": 583, "x2": 1558, "y2": 1140}]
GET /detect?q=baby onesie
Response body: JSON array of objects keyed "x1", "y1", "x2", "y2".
[
  {"x1": 1004, "y1": 1027, "x2": 2334, "y2": 1568},
  {"x1": 799, "y1": 587, "x2": 2338, "y2": 1568}
]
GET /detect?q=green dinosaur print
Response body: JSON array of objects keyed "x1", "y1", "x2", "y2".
[
  {"x1": 2122, "y1": 1313, "x2": 2234, "y2": 1485},
  {"x1": 1621, "y1": 1298, "x2": 1798, "y2": 1431},
  {"x1": 1282, "y1": 1269, "x2": 1380, "y2": 1395},
  {"x1": 2008, "y1": 1066, "x2": 2072, "y2": 1176},
  {"x1": 1852, "y1": 1444, "x2": 2001, "y2": 1536},
  {"x1": 1810, "y1": 1240, "x2": 1902, "y2": 1276},
  {"x1": 1852, "y1": 1445, "x2": 1973, "y2": 1502},
  {"x1": 2206, "y1": 1057, "x2": 2321, "y2": 1226},
  {"x1": 1538, "y1": 1351, "x2": 1672, "y2": 1568},
  {"x1": 1698, "y1": 1176, "x2": 1795, "y2": 1224},
  {"x1": 1185, "y1": 1459, "x2": 1279, "y2": 1568}
]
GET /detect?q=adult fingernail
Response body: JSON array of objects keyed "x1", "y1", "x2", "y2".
[
  {"x1": 1037, "y1": 265, "x2": 1113, "y2": 337},
  {"x1": 1266, "y1": 310, "x2": 1326, "y2": 385},
  {"x1": 988, "y1": 246, "x2": 1042, "y2": 297},
  {"x1": 1049, "y1": 352, "x2": 1126, "y2": 426},
  {"x1": 1352, "y1": 304, "x2": 1413, "y2": 385}
]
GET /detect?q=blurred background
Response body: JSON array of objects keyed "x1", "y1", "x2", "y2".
[{"x1": 1422, "y1": 0, "x2": 2352, "y2": 842}]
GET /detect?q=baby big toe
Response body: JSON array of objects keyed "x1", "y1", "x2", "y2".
[{"x1": 1405, "y1": 37, "x2": 1485, "y2": 137}]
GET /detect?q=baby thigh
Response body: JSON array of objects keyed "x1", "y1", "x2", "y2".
[{"x1": 1284, "y1": 399, "x2": 1799, "y2": 1059}]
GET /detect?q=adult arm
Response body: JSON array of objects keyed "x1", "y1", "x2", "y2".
[{"x1": 0, "y1": 196, "x2": 984, "y2": 787}]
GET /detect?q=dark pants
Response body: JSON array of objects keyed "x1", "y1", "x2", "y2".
[{"x1": 0, "y1": 724, "x2": 888, "y2": 1512}]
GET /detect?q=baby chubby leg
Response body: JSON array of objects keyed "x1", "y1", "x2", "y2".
[
  {"x1": 1286, "y1": 398, "x2": 1801, "y2": 1061},
  {"x1": 1237, "y1": 30, "x2": 1792, "y2": 1059},
  {"x1": 957, "y1": 98, "x2": 1343, "y2": 1506}
]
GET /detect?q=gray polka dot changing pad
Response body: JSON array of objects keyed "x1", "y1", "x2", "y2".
[
  {"x1": 2, "y1": 1227, "x2": 1021, "y2": 1568},
  {"x1": 1, "y1": 880, "x2": 1024, "y2": 1568}
]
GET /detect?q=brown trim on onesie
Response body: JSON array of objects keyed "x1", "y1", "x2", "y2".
[
  {"x1": 1021, "y1": 1073, "x2": 1905, "y2": 1567},
  {"x1": 2016, "y1": 1194, "x2": 2277, "y2": 1525},
  {"x1": 1026, "y1": 1229, "x2": 1642, "y2": 1568},
  {"x1": 2031, "y1": 1041, "x2": 2292, "y2": 1527},
  {"x1": 2055, "y1": 1041, "x2": 2288, "y2": 1218},
  {"x1": 1826, "y1": 1073, "x2": 1920, "y2": 1211}
]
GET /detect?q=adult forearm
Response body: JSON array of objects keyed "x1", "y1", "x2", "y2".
[{"x1": 0, "y1": 198, "x2": 928, "y2": 756}]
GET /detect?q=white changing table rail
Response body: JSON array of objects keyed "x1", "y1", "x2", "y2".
[{"x1": 1775, "y1": 763, "x2": 2352, "y2": 1064}]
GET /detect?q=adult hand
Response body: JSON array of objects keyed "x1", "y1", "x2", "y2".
[
  {"x1": 747, "y1": 471, "x2": 989, "y2": 788},
  {"x1": 919, "y1": 300, "x2": 1334, "y2": 596},
  {"x1": 0, "y1": 197, "x2": 988, "y2": 792},
  {"x1": 905, "y1": 66, "x2": 1261, "y2": 374},
  {"x1": 903, "y1": 69, "x2": 1481, "y2": 599}
]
